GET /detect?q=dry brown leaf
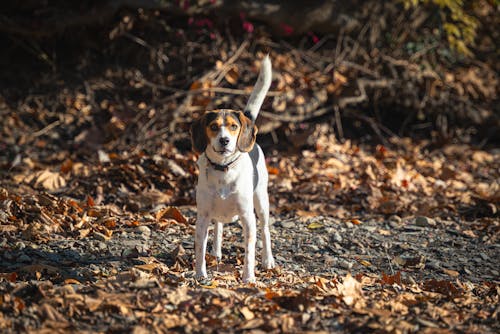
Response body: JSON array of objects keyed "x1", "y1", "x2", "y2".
[
  {"x1": 338, "y1": 274, "x2": 365, "y2": 307},
  {"x1": 64, "y1": 278, "x2": 82, "y2": 285},
  {"x1": 135, "y1": 263, "x2": 158, "y2": 272},
  {"x1": 26, "y1": 170, "x2": 66, "y2": 191},
  {"x1": 156, "y1": 206, "x2": 187, "y2": 224},
  {"x1": 239, "y1": 306, "x2": 255, "y2": 320},
  {"x1": 442, "y1": 268, "x2": 460, "y2": 277},
  {"x1": 380, "y1": 272, "x2": 402, "y2": 285}
]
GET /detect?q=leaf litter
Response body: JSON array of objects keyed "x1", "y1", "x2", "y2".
[
  {"x1": 0, "y1": 20, "x2": 498, "y2": 334},
  {"x1": 1, "y1": 135, "x2": 498, "y2": 332}
]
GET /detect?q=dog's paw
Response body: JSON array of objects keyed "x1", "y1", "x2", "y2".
[
  {"x1": 262, "y1": 256, "x2": 276, "y2": 270},
  {"x1": 195, "y1": 271, "x2": 208, "y2": 282}
]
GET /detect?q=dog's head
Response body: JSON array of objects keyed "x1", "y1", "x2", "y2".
[{"x1": 190, "y1": 109, "x2": 257, "y2": 156}]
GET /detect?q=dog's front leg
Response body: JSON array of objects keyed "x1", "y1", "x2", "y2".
[
  {"x1": 195, "y1": 215, "x2": 210, "y2": 280},
  {"x1": 241, "y1": 213, "x2": 257, "y2": 283},
  {"x1": 211, "y1": 221, "x2": 223, "y2": 262}
]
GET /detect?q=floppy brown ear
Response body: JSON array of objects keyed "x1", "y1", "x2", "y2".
[
  {"x1": 190, "y1": 116, "x2": 207, "y2": 154},
  {"x1": 237, "y1": 112, "x2": 257, "y2": 152}
]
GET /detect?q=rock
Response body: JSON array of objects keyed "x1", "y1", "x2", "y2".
[
  {"x1": 426, "y1": 260, "x2": 441, "y2": 270},
  {"x1": 415, "y1": 216, "x2": 436, "y2": 227},
  {"x1": 308, "y1": 244, "x2": 320, "y2": 252},
  {"x1": 18, "y1": 254, "x2": 31, "y2": 263},
  {"x1": 279, "y1": 221, "x2": 295, "y2": 229},
  {"x1": 339, "y1": 259, "x2": 353, "y2": 270},
  {"x1": 330, "y1": 232, "x2": 343, "y2": 243},
  {"x1": 96, "y1": 241, "x2": 107, "y2": 250},
  {"x1": 479, "y1": 252, "x2": 489, "y2": 261},
  {"x1": 15, "y1": 242, "x2": 27, "y2": 250},
  {"x1": 3, "y1": 251, "x2": 14, "y2": 261},
  {"x1": 136, "y1": 225, "x2": 151, "y2": 237},
  {"x1": 389, "y1": 215, "x2": 402, "y2": 224}
]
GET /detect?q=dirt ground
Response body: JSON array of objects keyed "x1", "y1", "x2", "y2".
[
  {"x1": 0, "y1": 2, "x2": 499, "y2": 332},
  {"x1": 0, "y1": 139, "x2": 498, "y2": 333}
]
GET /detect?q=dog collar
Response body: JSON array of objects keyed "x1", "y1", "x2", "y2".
[{"x1": 206, "y1": 154, "x2": 243, "y2": 172}]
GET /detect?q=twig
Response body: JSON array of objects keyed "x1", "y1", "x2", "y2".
[
  {"x1": 32, "y1": 120, "x2": 61, "y2": 138},
  {"x1": 337, "y1": 78, "x2": 393, "y2": 108},
  {"x1": 334, "y1": 106, "x2": 344, "y2": 141},
  {"x1": 261, "y1": 106, "x2": 333, "y2": 123},
  {"x1": 308, "y1": 34, "x2": 334, "y2": 53},
  {"x1": 213, "y1": 40, "x2": 249, "y2": 85},
  {"x1": 140, "y1": 78, "x2": 281, "y2": 97}
]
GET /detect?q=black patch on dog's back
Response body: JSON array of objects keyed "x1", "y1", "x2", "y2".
[{"x1": 249, "y1": 145, "x2": 260, "y2": 190}]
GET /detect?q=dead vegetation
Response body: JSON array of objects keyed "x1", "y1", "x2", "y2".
[{"x1": 0, "y1": 0, "x2": 499, "y2": 333}]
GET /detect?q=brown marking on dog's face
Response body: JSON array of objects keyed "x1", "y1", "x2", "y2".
[{"x1": 191, "y1": 109, "x2": 257, "y2": 156}]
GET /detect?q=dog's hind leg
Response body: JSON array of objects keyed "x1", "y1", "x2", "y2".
[
  {"x1": 241, "y1": 212, "x2": 257, "y2": 283},
  {"x1": 254, "y1": 190, "x2": 275, "y2": 270}
]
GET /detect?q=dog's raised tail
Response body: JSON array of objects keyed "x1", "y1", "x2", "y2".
[{"x1": 244, "y1": 54, "x2": 272, "y2": 122}]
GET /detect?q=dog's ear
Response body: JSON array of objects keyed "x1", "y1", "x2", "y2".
[
  {"x1": 236, "y1": 111, "x2": 257, "y2": 152},
  {"x1": 190, "y1": 116, "x2": 207, "y2": 154}
]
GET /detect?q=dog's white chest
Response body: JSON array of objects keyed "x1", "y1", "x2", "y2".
[
  {"x1": 209, "y1": 174, "x2": 237, "y2": 200},
  {"x1": 196, "y1": 154, "x2": 254, "y2": 222}
]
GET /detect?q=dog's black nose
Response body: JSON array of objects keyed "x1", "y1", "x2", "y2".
[{"x1": 219, "y1": 137, "x2": 230, "y2": 146}]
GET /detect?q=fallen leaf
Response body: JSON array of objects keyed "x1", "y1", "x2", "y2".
[
  {"x1": 60, "y1": 159, "x2": 73, "y2": 173},
  {"x1": 442, "y1": 268, "x2": 460, "y2": 277},
  {"x1": 135, "y1": 263, "x2": 159, "y2": 272},
  {"x1": 422, "y1": 279, "x2": 461, "y2": 297},
  {"x1": 156, "y1": 206, "x2": 187, "y2": 224},
  {"x1": 267, "y1": 166, "x2": 279, "y2": 175},
  {"x1": 64, "y1": 278, "x2": 82, "y2": 285},
  {"x1": 307, "y1": 222, "x2": 323, "y2": 229},
  {"x1": 357, "y1": 259, "x2": 372, "y2": 267},
  {"x1": 200, "y1": 280, "x2": 218, "y2": 289},
  {"x1": 380, "y1": 271, "x2": 402, "y2": 285},
  {"x1": 240, "y1": 306, "x2": 255, "y2": 320},
  {"x1": 338, "y1": 274, "x2": 365, "y2": 307},
  {"x1": 26, "y1": 170, "x2": 66, "y2": 191}
]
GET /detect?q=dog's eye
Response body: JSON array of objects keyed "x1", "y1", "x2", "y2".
[
  {"x1": 210, "y1": 124, "x2": 219, "y2": 131},
  {"x1": 230, "y1": 124, "x2": 238, "y2": 131}
]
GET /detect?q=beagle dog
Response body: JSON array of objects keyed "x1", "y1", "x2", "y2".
[{"x1": 191, "y1": 55, "x2": 275, "y2": 283}]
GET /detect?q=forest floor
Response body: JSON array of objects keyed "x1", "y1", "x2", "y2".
[
  {"x1": 0, "y1": 134, "x2": 498, "y2": 333},
  {"x1": 0, "y1": 3, "x2": 499, "y2": 332}
]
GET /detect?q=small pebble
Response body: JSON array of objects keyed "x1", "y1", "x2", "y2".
[
  {"x1": 316, "y1": 237, "x2": 327, "y2": 247},
  {"x1": 426, "y1": 260, "x2": 441, "y2": 270},
  {"x1": 16, "y1": 242, "x2": 27, "y2": 250},
  {"x1": 280, "y1": 221, "x2": 295, "y2": 229},
  {"x1": 415, "y1": 216, "x2": 436, "y2": 227},
  {"x1": 389, "y1": 215, "x2": 402, "y2": 224},
  {"x1": 96, "y1": 241, "x2": 107, "y2": 250},
  {"x1": 308, "y1": 244, "x2": 320, "y2": 252},
  {"x1": 479, "y1": 252, "x2": 489, "y2": 261},
  {"x1": 18, "y1": 254, "x2": 31, "y2": 262},
  {"x1": 331, "y1": 232, "x2": 343, "y2": 243},
  {"x1": 136, "y1": 226, "x2": 151, "y2": 237},
  {"x1": 339, "y1": 259, "x2": 353, "y2": 270}
]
